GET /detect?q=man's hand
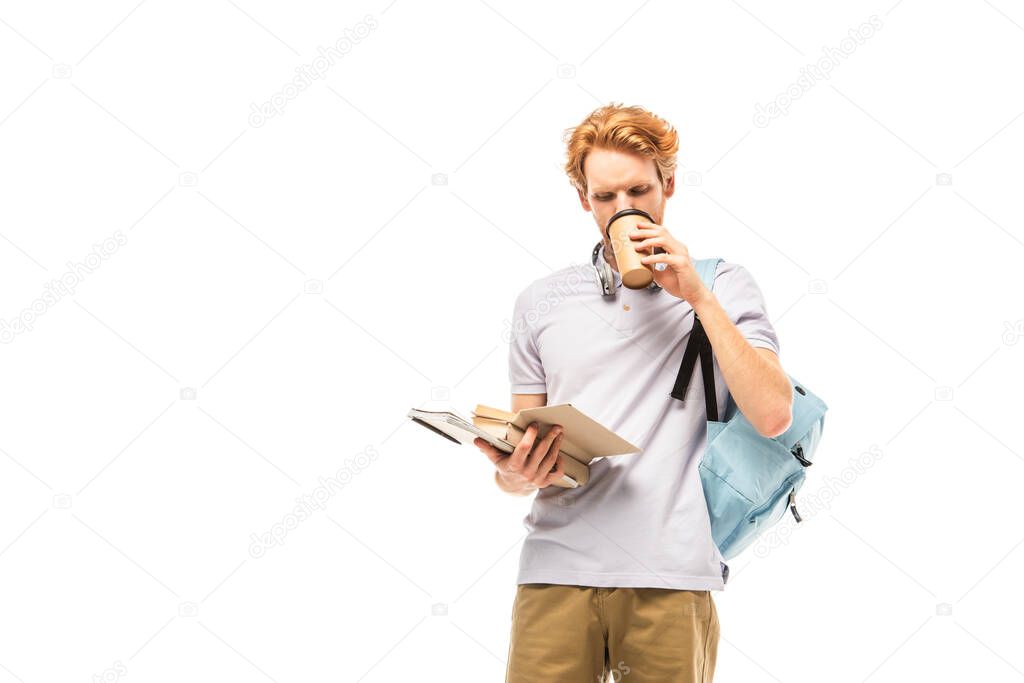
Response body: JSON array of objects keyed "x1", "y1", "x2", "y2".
[
  {"x1": 473, "y1": 422, "x2": 566, "y2": 495},
  {"x1": 627, "y1": 221, "x2": 710, "y2": 306}
]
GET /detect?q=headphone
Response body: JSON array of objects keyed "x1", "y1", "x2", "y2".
[{"x1": 591, "y1": 208, "x2": 664, "y2": 297}]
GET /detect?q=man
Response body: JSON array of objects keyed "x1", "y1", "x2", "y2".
[{"x1": 473, "y1": 103, "x2": 792, "y2": 682}]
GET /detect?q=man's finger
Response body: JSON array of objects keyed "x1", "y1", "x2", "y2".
[
  {"x1": 537, "y1": 432, "x2": 563, "y2": 477},
  {"x1": 525, "y1": 425, "x2": 561, "y2": 476},
  {"x1": 545, "y1": 462, "x2": 565, "y2": 485},
  {"x1": 508, "y1": 422, "x2": 538, "y2": 472}
]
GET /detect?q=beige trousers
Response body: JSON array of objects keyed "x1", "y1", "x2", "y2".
[{"x1": 505, "y1": 583, "x2": 719, "y2": 683}]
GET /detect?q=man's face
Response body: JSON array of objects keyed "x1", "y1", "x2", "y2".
[{"x1": 576, "y1": 147, "x2": 675, "y2": 249}]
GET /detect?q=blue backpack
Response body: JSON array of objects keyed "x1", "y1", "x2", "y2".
[{"x1": 671, "y1": 258, "x2": 828, "y2": 562}]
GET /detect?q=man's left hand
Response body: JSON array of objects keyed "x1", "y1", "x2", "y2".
[{"x1": 628, "y1": 221, "x2": 710, "y2": 306}]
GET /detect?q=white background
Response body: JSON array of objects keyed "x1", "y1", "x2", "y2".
[{"x1": 1, "y1": 1, "x2": 1023, "y2": 681}]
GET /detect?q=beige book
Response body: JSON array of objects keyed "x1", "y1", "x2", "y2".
[
  {"x1": 472, "y1": 403, "x2": 641, "y2": 488},
  {"x1": 407, "y1": 403, "x2": 640, "y2": 489}
]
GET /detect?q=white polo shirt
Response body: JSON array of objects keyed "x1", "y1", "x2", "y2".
[{"x1": 507, "y1": 255, "x2": 780, "y2": 591}]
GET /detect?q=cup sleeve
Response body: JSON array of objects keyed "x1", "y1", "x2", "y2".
[
  {"x1": 711, "y1": 262, "x2": 781, "y2": 356},
  {"x1": 507, "y1": 289, "x2": 547, "y2": 394}
]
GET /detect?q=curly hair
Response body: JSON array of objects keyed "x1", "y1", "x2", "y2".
[{"x1": 563, "y1": 103, "x2": 679, "y2": 196}]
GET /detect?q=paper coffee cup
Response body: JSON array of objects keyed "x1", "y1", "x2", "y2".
[{"x1": 605, "y1": 208, "x2": 662, "y2": 289}]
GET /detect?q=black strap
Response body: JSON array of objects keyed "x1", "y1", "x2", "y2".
[
  {"x1": 670, "y1": 319, "x2": 701, "y2": 401},
  {"x1": 670, "y1": 315, "x2": 718, "y2": 422}
]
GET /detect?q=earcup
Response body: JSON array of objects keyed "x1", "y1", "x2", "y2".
[
  {"x1": 591, "y1": 240, "x2": 616, "y2": 296},
  {"x1": 591, "y1": 240, "x2": 661, "y2": 296}
]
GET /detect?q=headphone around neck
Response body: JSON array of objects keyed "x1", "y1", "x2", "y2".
[
  {"x1": 591, "y1": 240, "x2": 663, "y2": 297},
  {"x1": 591, "y1": 207, "x2": 664, "y2": 297}
]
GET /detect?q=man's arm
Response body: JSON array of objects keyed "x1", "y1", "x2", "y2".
[
  {"x1": 691, "y1": 291, "x2": 792, "y2": 437},
  {"x1": 511, "y1": 392, "x2": 547, "y2": 412}
]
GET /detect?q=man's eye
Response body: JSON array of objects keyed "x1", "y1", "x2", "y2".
[
  {"x1": 595, "y1": 195, "x2": 612, "y2": 201},
  {"x1": 630, "y1": 186, "x2": 649, "y2": 194}
]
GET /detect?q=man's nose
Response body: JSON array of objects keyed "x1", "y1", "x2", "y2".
[{"x1": 613, "y1": 196, "x2": 635, "y2": 213}]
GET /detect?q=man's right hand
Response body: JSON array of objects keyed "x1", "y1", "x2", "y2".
[{"x1": 473, "y1": 422, "x2": 566, "y2": 495}]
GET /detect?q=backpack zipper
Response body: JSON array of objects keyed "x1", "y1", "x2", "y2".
[
  {"x1": 788, "y1": 489, "x2": 803, "y2": 523},
  {"x1": 791, "y1": 443, "x2": 812, "y2": 467},
  {"x1": 747, "y1": 470, "x2": 804, "y2": 522}
]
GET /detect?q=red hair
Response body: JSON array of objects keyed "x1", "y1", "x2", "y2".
[{"x1": 563, "y1": 103, "x2": 679, "y2": 195}]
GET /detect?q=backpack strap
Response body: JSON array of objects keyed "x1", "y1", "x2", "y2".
[
  {"x1": 670, "y1": 258, "x2": 723, "y2": 419},
  {"x1": 693, "y1": 258, "x2": 722, "y2": 291}
]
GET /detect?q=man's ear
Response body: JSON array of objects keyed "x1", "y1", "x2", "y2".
[
  {"x1": 577, "y1": 188, "x2": 592, "y2": 212},
  {"x1": 663, "y1": 173, "x2": 676, "y2": 199}
]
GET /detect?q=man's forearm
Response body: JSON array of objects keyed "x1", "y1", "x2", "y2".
[{"x1": 691, "y1": 289, "x2": 791, "y2": 436}]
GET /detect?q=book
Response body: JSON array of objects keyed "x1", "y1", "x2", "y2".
[{"x1": 406, "y1": 402, "x2": 640, "y2": 488}]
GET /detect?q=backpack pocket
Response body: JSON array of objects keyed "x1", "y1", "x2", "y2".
[{"x1": 700, "y1": 416, "x2": 808, "y2": 559}]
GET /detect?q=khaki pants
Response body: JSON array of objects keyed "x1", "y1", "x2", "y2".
[{"x1": 505, "y1": 583, "x2": 719, "y2": 683}]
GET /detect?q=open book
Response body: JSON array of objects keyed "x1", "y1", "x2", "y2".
[{"x1": 406, "y1": 403, "x2": 640, "y2": 488}]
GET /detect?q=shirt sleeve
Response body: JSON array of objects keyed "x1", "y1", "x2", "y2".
[
  {"x1": 711, "y1": 261, "x2": 781, "y2": 356},
  {"x1": 507, "y1": 287, "x2": 547, "y2": 394}
]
